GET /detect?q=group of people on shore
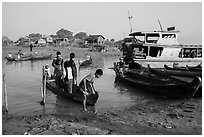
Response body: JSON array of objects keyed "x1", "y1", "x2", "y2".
[{"x1": 50, "y1": 51, "x2": 103, "y2": 111}]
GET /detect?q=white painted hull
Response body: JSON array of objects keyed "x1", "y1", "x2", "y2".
[
  {"x1": 133, "y1": 57, "x2": 202, "y2": 68},
  {"x1": 134, "y1": 57, "x2": 201, "y2": 62}
]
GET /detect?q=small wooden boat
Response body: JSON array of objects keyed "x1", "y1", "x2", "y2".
[
  {"x1": 5, "y1": 56, "x2": 29, "y2": 61},
  {"x1": 79, "y1": 58, "x2": 92, "y2": 67},
  {"x1": 164, "y1": 64, "x2": 202, "y2": 72},
  {"x1": 164, "y1": 64, "x2": 188, "y2": 71},
  {"x1": 112, "y1": 62, "x2": 201, "y2": 98},
  {"x1": 186, "y1": 63, "x2": 202, "y2": 71},
  {"x1": 187, "y1": 62, "x2": 202, "y2": 68},
  {"x1": 148, "y1": 65, "x2": 201, "y2": 98},
  {"x1": 46, "y1": 80, "x2": 99, "y2": 105},
  {"x1": 79, "y1": 54, "x2": 92, "y2": 67},
  {"x1": 163, "y1": 64, "x2": 202, "y2": 77},
  {"x1": 5, "y1": 54, "x2": 52, "y2": 61},
  {"x1": 29, "y1": 54, "x2": 52, "y2": 60}
]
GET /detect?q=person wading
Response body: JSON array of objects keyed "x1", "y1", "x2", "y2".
[{"x1": 79, "y1": 69, "x2": 103, "y2": 111}]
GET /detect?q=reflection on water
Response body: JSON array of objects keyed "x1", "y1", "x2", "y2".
[
  {"x1": 30, "y1": 61, "x2": 34, "y2": 71},
  {"x1": 2, "y1": 56, "x2": 160, "y2": 115},
  {"x1": 54, "y1": 95, "x2": 96, "y2": 115},
  {"x1": 114, "y1": 77, "x2": 165, "y2": 100}
]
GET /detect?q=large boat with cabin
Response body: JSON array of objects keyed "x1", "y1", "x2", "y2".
[{"x1": 121, "y1": 26, "x2": 202, "y2": 67}]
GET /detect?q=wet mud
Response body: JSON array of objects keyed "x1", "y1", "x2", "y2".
[{"x1": 2, "y1": 97, "x2": 201, "y2": 135}]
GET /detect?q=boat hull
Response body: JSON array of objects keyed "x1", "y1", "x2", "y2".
[
  {"x1": 113, "y1": 64, "x2": 201, "y2": 98},
  {"x1": 29, "y1": 54, "x2": 52, "y2": 60},
  {"x1": 134, "y1": 57, "x2": 201, "y2": 62},
  {"x1": 115, "y1": 75, "x2": 195, "y2": 98},
  {"x1": 46, "y1": 80, "x2": 98, "y2": 105},
  {"x1": 160, "y1": 65, "x2": 202, "y2": 78},
  {"x1": 79, "y1": 59, "x2": 92, "y2": 67},
  {"x1": 148, "y1": 65, "x2": 201, "y2": 98},
  {"x1": 5, "y1": 54, "x2": 52, "y2": 61}
]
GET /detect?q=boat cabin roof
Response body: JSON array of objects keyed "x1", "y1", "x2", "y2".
[
  {"x1": 129, "y1": 30, "x2": 180, "y2": 46},
  {"x1": 129, "y1": 30, "x2": 180, "y2": 37}
]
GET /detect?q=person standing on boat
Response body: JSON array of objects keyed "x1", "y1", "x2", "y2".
[
  {"x1": 64, "y1": 53, "x2": 77, "y2": 93},
  {"x1": 64, "y1": 61, "x2": 74, "y2": 93},
  {"x1": 79, "y1": 69, "x2": 103, "y2": 111},
  {"x1": 44, "y1": 65, "x2": 51, "y2": 80},
  {"x1": 52, "y1": 51, "x2": 64, "y2": 90}
]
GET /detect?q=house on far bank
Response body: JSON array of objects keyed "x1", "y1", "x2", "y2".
[
  {"x1": 35, "y1": 38, "x2": 46, "y2": 46},
  {"x1": 16, "y1": 36, "x2": 30, "y2": 46},
  {"x1": 2, "y1": 36, "x2": 13, "y2": 45},
  {"x1": 45, "y1": 36, "x2": 53, "y2": 43},
  {"x1": 85, "y1": 35, "x2": 105, "y2": 46}
]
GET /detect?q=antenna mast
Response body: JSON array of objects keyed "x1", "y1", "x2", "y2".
[
  {"x1": 128, "y1": 11, "x2": 133, "y2": 33},
  {"x1": 157, "y1": 19, "x2": 163, "y2": 32}
]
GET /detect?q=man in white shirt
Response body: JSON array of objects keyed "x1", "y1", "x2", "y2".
[
  {"x1": 63, "y1": 53, "x2": 77, "y2": 93},
  {"x1": 63, "y1": 66, "x2": 73, "y2": 93}
]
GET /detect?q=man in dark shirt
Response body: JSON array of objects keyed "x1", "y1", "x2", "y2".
[
  {"x1": 52, "y1": 51, "x2": 64, "y2": 89},
  {"x1": 64, "y1": 53, "x2": 77, "y2": 93}
]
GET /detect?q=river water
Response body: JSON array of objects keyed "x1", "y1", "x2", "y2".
[{"x1": 2, "y1": 56, "x2": 166, "y2": 116}]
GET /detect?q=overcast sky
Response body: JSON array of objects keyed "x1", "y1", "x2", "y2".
[{"x1": 2, "y1": 2, "x2": 202, "y2": 44}]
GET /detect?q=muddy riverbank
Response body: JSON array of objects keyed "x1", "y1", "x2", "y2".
[{"x1": 2, "y1": 97, "x2": 202, "y2": 135}]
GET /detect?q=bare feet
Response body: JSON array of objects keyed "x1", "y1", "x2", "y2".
[
  {"x1": 84, "y1": 108, "x2": 87, "y2": 112},
  {"x1": 93, "y1": 109, "x2": 97, "y2": 114}
]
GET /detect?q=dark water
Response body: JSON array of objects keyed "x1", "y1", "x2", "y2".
[{"x1": 2, "y1": 56, "x2": 160, "y2": 115}]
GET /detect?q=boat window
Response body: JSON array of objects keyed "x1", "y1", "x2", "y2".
[
  {"x1": 183, "y1": 48, "x2": 190, "y2": 58},
  {"x1": 182, "y1": 48, "x2": 200, "y2": 58},
  {"x1": 149, "y1": 47, "x2": 163, "y2": 57},
  {"x1": 197, "y1": 48, "x2": 202, "y2": 57},
  {"x1": 133, "y1": 46, "x2": 148, "y2": 59},
  {"x1": 162, "y1": 34, "x2": 176, "y2": 38},
  {"x1": 135, "y1": 36, "x2": 144, "y2": 43},
  {"x1": 146, "y1": 33, "x2": 159, "y2": 43}
]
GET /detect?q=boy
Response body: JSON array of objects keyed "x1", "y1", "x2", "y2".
[
  {"x1": 79, "y1": 69, "x2": 103, "y2": 111},
  {"x1": 44, "y1": 65, "x2": 51, "y2": 79}
]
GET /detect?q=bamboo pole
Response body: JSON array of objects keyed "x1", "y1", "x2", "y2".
[
  {"x1": 43, "y1": 66, "x2": 46, "y2": 103},
  {"x1": 41, "y1": 87, "x2": 43, "y2": 100},
  {"x1": 40, "y1": 66, "x2": 46, "y2": 105},
  {"x1": 3, "y1": 74, "x2": 8, "y2": 112}
]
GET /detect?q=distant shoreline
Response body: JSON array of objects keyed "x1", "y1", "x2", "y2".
[{"x1": 2, "y1": 45, "x2": 122, "y2": 61}]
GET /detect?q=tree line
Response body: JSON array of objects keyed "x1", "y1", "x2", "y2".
[{"x1": 3, "y1": 28, "x2": 116, "y2": 43}]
